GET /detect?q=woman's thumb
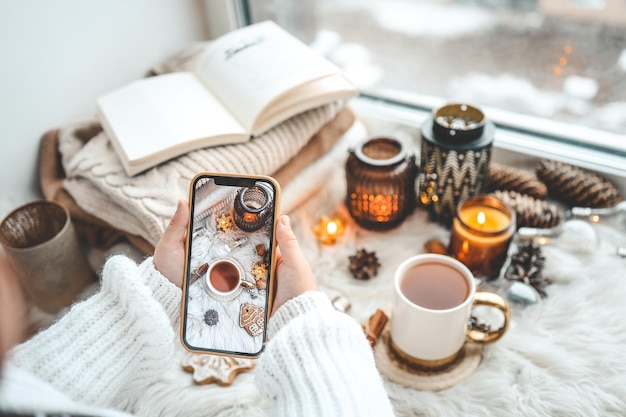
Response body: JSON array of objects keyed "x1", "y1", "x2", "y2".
[
  {"x1": 164, "y1": 200, "x2": 189, "y2": 243},
  {"x1": 275, "y1": 215, "x2": 304, "y2": 265}
]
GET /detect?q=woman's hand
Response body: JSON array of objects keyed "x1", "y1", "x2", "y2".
[
  {"x1": 153, "y1": 202, "x2": 315, "y2": 312},
  {"x1": 153, "y1": 200, "x2": 189, "y2": 288},
  {"x1": 271, "y1": 215, "x2": 316, "y2": 315}
]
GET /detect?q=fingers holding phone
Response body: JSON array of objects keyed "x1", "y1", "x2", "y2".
[
  {"x1": 271, "y1": 215, "x2": 316, "y2": 316},
  {"x1": 154, "y1": 199, "x2": 189, "y2": 288}
]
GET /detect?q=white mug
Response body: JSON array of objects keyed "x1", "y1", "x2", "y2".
[
  {"x1": 203, "y1": 258, "x2": 251, "y2": 300},
  {"x1": 390, "y1": 254, "x2": 510, "y2": 369}
]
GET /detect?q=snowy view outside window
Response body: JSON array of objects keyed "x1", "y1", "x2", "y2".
[{"x1": 249, "y1": 0, "x2": 626, "y2": 146}]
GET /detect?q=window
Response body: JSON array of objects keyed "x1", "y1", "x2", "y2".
[{"x1": 243, "y1": 0, "x2": 626, "y2": 172}]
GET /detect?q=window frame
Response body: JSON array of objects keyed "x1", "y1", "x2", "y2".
[{"x1": 209, "y1": 0, "x2": 626, "y2": 190}]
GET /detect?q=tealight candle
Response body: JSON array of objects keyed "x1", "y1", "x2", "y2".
[
  {"x1": 313, "y1": 216, "x2": 345, "y2": 245},
  {"x1": 448, "y1": 195, "x2": 515, "y2": 280}
]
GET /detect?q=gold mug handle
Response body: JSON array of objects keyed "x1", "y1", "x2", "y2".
[{"x1": 466, "y1": 291, "x2": 510, "y2": 344}]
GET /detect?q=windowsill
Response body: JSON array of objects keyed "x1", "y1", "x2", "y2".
[{"x1": 351, "y1": 95, "x2": 626, "y2": 196}]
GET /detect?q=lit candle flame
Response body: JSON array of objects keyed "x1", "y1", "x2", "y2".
[
  {"x1": 477, "y1": 211, "x2": 486, "y2": 226},
  {"x1": 313, "y1": 216, "x2": 345, "y2": 245}
]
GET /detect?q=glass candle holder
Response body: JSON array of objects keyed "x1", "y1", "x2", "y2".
[
  {"x1": 233, "y1": 183, "x2": 274, "y2": 232},
  {"x1": 448, "y1": 195, "x2": 516, "y2": 280},
  {"x1": 419, "y1": 103, "x2": 494, "y2": 226},
  {"x1": 345, "y1": 137, "x2": 417, "y2": 231}
]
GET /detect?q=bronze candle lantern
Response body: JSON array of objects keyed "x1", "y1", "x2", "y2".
[
  {"x1": 419, "y1": 103, "x2": 495, "y2": 226},
  {"x1": 346, "y1": 137, "x2": 417, "y2": 231},
  {"x1": 233, "y1": 183, "x2": 274, "y2": 232}
]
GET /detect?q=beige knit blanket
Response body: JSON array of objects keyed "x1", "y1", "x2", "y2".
[{"x1": 56, "y1": 101, "x2": 345, "y2": 250}]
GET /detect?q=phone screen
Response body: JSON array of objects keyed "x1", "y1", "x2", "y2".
[{"x1": 181, "y1": 173, "x2": 279, "y2": 357}]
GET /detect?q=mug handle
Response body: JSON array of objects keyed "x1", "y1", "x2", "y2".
[{"x1": 465, "y1": 291, "x2": 510, "y2": 344}]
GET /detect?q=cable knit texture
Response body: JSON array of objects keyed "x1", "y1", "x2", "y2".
[
  {"x1": 3, "y1": 261, "x2": 395, "y2": 416},
  {"x1": 8, "y1": 256, "x2": 180, "y2": 408},
  {"x1": 256, "y1": 291, "x2": 395, "y2": 417},
  {"x1": 137, "y1": 258, "x2": 182, "y2": 326},
  {"x1": 58, "y1": 101, "x2": 345, "y2": 247}
]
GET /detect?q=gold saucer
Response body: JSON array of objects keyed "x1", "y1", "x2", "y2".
[{"x1": 373, "y1": 329, "x2": 483, "y2": 391}]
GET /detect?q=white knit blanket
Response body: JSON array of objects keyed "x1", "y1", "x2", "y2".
[{"x1": 125, "y1": 122, "x2": 626, "y2": 417}]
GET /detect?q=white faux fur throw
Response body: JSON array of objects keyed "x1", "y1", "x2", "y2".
[
  {"x1": 118, "y1": 123, "x2": 626, "y2": 417},
  {"x1": 57, "y1": 101, "x2": 345, "y2": 248}
]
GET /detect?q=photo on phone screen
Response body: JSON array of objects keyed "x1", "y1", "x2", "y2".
[{"x1": 181, "y1": 173, "x2": 279, "y2": 357}]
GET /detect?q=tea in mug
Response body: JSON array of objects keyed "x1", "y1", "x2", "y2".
[
  {"x1": 209, "y1": 260, "x2": 240, "y2": 293},
  {"x1": 400, "y1": 262, "x2": 469, "y2": 310}
]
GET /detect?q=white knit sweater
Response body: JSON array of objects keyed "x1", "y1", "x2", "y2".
[{"x1": 1, "y1": 256, "x2": 394, "y2": 416}]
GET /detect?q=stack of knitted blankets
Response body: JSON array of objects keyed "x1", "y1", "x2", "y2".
[{"x1": 38, "y1": 43, "x2": 355, "y2": 254}]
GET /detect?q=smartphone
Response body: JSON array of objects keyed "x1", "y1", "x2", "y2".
[{"x1": 180, "y1": 172, "x2": 280, "y2": 357}]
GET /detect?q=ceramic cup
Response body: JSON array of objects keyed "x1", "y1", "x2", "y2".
[
  {"x1": 390, "y1": 253, "x2": 510, "y2": 369},
  {"x1": 0, "y1": 200, "x2": 95, "y2": 313},
  {"x1": 203, "y1": 258, "x2": 250, "y2": 300}
]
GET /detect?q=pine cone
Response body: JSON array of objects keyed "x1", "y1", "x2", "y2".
[
  {"x1": 536, "y1": 159, "x2": 622, "y2": 208},
  {"x1": 492, "y1": 190, "x2": 563, "y2": 229},
  {"x1": 488, "y1": 162, "x2": 548, "y2": 199},
  {"x1": 348, "y1": 248, "x2": 380, "y2": 280},
  {"x1": 504, "y1": 242, "x2": 551, "y2": 297}
]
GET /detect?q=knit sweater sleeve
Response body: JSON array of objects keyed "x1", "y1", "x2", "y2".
[
  {"x1": 255, "y1": 291, "x2": 395, "y2": 416},
  {"x1": 7, "y1": 255, "x2": 182, "y2": 409}
]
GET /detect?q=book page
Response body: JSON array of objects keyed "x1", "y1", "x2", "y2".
[
  {"x1": 98, "y1": 72, "x2": 248, "y2": 168},
  {"x1": 252, "y1": 74, "x2": 358, "y2": 135},
  {"x1": 194, "y1": 21, "x2": 341, "y2": 132}
]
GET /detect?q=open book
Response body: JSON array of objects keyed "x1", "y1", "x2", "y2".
[{"x1": 97, "y1": 21, "x2": 358, "y2": 176}]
